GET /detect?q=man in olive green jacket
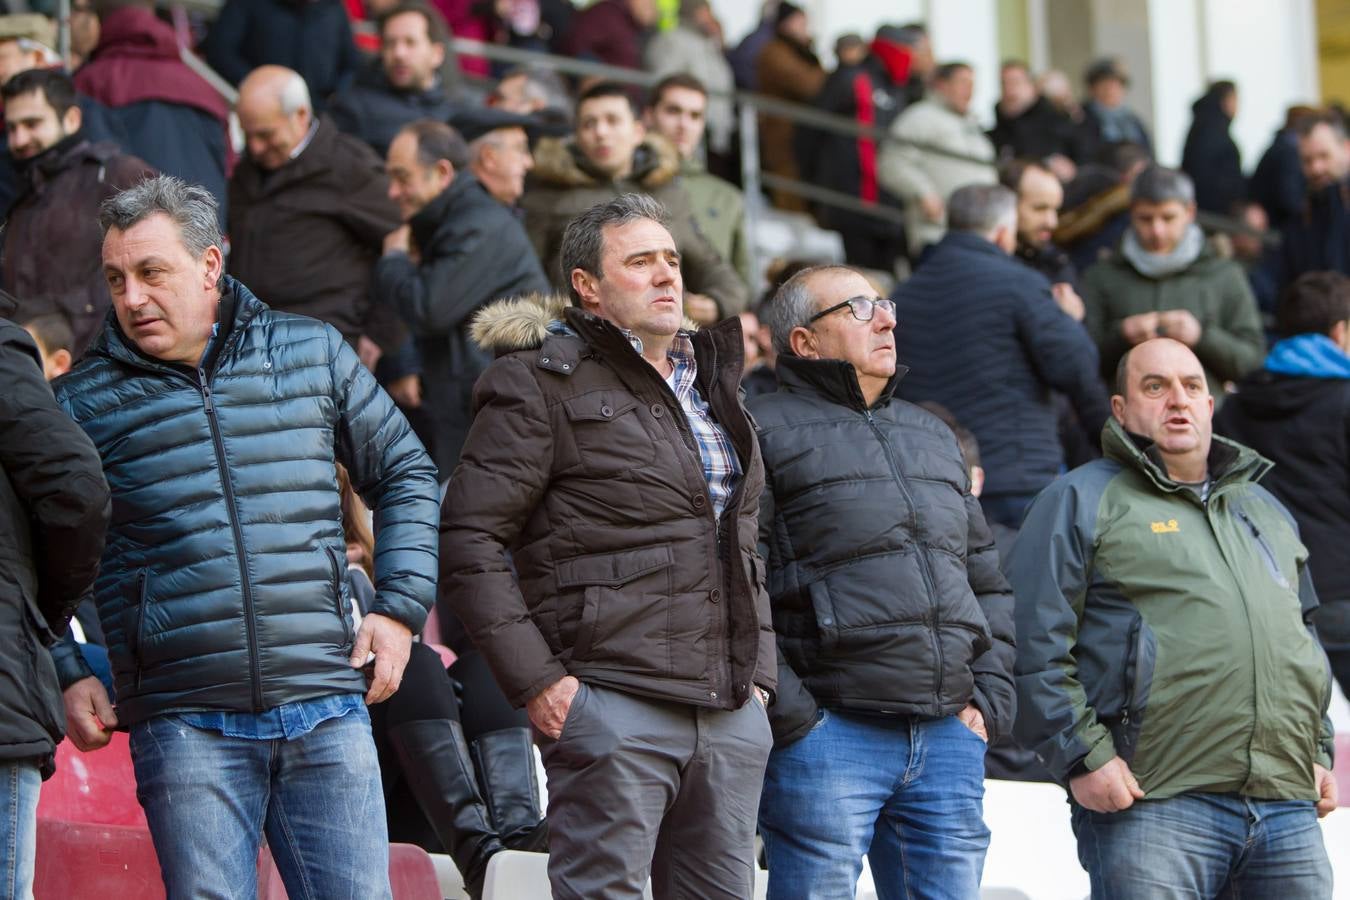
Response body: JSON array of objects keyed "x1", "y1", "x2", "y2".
[
  {"x1": 1007, "y1": 337, "x2": 1335, "y2": 898},
  {"x1": 1082, "y1": 166, "x2": 1264, "y2": 400}
]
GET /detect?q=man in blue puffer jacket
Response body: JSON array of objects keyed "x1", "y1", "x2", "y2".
[{"x1": 49, "y1": 175, "x2": 440, "y2": 899}]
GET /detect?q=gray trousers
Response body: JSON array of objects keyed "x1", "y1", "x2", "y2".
[{"x1": 539, "y1": 682, "x2": 773, "y2": 899}]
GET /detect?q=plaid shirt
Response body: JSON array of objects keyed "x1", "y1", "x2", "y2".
[{"x1": 626, "y1": 330, "x2": 741, "y2": 519}]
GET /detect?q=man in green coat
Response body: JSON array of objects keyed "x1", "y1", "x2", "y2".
[
  {"x1": 1082, "y1": 166, "x2": 1265, "y2": 400},
  {"x1": 1007, "y1": 337, "x2": 1335, "y2": 898},
  {"x1": 643, "y1": 73, "x2": 755, "y2": 287}
]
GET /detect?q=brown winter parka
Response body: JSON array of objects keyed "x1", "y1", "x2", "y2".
[{"x1": 440, "y1": 294, "x2": 776, "y2": 710}]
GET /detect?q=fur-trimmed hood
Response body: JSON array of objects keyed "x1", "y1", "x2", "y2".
[
  {"x1": 470, "y1": 292, "x2": 700, "y2": 356},
  {"x1": 530, "y1": 133, "x2": 682, "y2": 191}
]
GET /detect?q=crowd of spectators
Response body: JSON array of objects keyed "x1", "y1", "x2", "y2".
[{"x1": 1, "y1": 0, "x2": 1349, "y2": 897}]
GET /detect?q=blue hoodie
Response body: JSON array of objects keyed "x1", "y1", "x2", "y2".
[{"x1": 1264, "y1": 332, "x2": 1350, "y2": 379}]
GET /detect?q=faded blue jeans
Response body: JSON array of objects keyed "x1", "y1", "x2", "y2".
[
  {"x1": 1071, "y1": 791, "x2": 1332, "y2": 899},
  {"x1": 759, "y1": 710, "x2": 990, "y2": 899},
  {"x1": 130, "y1": 706, "x2": 391, "y2": 900},
  {"x1": 0, "y1": 761, "x2": 39, "y2": 900}
]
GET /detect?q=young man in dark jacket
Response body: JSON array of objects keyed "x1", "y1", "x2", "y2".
[
  {"x1": 52, "y1": 175, "x2": 439, "y2": 899},
  {"x1": 1215, "y1": 270, "x2": 1350, "y2": 695},
  {"x1": 442, "y1": 194, "x2": 774, "y2": 899},
  {"x1": 1278, "y1": 114, "x2": 1350, "y2": 289},
  {"x1": 750, "y1": 265, "x2": 1015, "y2": 898},
  {"x1": 0, "y1": 68, "x2": 153, "y2": 357},
  {"x1": 0, "y1": 302, "x2": 109, "y2": 899},
  {"x1": 894, "y1": 183, "x2": 1110, "y2": 528}
]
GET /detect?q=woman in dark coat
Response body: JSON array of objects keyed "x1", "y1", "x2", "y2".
[{"x1": 1182, "y1": 81, "x2": 1247, "y2": 215}]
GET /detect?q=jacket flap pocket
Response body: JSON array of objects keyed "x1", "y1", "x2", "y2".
[
  {"x1": 563, "y1": 393, "x2": 640, "y2": 423},
  {"x1": 556, "y1": 545, "x2": 674, "y2": 589}
]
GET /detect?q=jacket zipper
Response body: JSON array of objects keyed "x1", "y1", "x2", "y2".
[
  {"x1": 864, "y1": 409, "x2": 944, "y2": 706},
  {"x1": 201, "y1": 369, "x2": 265, "y2": 712},
  {"x1": 1236, "y1": 510, "x2": 1290, "y2": 589}
]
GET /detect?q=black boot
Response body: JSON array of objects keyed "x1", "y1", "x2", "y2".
[
  {"x1": 389, "y1": 719, "x2": 505, "y2": 899},
  {"x1": 471, "y1": 727, "x2": 550, "y2": 853}
]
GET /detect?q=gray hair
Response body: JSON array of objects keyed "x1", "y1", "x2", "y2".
[
  {"x1": 100, "y1": 175, "x2": 224, "y2": 287},
  {"x1": 764, "y1": 264, "x2": 858, "y2": 356},
  {"x1": 1130, "y1": 165, "x2": 1195, "y2": 206},
  {"x1": 279, "y1": 70, "x2": 311, "y2": 116},
  {"x1": 947, "y1": 183, "x2": 1017, "y2": 234},
  {"x1": 559, "y1": 194, "x2": 672, "y2": 305}
]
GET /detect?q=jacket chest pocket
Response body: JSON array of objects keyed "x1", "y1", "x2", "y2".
[{"x1": 562, "y1": 392, "x2": 656, "y2": 474}]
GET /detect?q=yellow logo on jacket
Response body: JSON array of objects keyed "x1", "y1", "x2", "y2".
[{"x1": 1151, "y1": 519, "x2": 1180, "y2": 534}]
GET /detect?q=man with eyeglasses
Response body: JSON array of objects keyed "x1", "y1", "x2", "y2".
[
  {"x1": 749, "y1": 265, "x2": 1016, "y2": 899},
  {"x1": 894, "y1": 183, "x2": 1110, "y2": 528}
]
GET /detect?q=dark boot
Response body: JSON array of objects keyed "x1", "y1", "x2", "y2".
[
  {"x1": 471, "y1": 727, "x2": 550, "y2": 853},
  {"x1": 389, "y1": 719, "x2": 505, "y2": 898}
]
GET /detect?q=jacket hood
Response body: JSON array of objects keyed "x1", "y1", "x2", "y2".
[
  {"x1": 530, "y1": 133, "x2": 681, "y2": 190},
  {"x1": 1101, "y1": 416, "x2": 1270, "y2": 492},
  {"x1": 1264, "y1": 333, "x2": 1350, "y2": 380},
  {"x1": 470, "y1": 291, "x2": 701, "y2": 355},
  {"x1": 471, "y1": 292, "x2": 570, "y2": 354},
  {"x1": 1230, "y1": 369, "x2": 1343, "y2": 420}
]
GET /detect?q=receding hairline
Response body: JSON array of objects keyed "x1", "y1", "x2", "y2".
[{"x1": 1115, "y1": 340, "x2": 1208, "y2": 395}]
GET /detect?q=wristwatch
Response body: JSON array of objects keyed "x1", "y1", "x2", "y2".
[{"x1": 755, "y1": 686, "x2": 771, "y2": 706}]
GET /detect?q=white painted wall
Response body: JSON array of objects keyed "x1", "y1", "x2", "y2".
[
  {"x1": 927, "y1": 0, "x2": 1002, "y2": 127},
  {"x1": 1145, "y1": 0, "x2": 1205, "y2": 166}
]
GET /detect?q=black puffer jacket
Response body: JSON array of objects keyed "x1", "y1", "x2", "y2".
[
  {"x1": 48, "y1": 279, "x2": 439, "y2": 725},
  {"x1": 373, "y1": 175, "x2": 550, "y2": 477},
  {"x1": 0, "y1": 318, "x2": 109, "y2": 775},
  {"x1": 748, "y1": 355, "x2": 1016, "y2": 747}
]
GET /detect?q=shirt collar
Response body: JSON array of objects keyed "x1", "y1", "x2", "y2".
[{"x1": 289, "y1": 119, "x2": 321, "y2": 161}]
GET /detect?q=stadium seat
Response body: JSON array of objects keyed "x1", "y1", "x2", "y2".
[
  {"x1": 37, "y1": 733, "x2": 147, "y2": 827},
  {"x1": 34, "y1": 819, "x2": 165, "y2": 899},
  {"x1": 258, "y1": 842, "x2": 442, "y2": 899}
]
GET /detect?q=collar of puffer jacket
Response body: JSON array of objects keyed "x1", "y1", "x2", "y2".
[
  {"x1": 529, "y1": 133, "x2": 681, "y2": 190},
  {"x1": 775, "y1": 353, "x2": 906, "y2": 411}
]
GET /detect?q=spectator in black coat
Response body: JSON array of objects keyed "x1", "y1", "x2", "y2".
[
  {"x1": 1073, "y1": 57, "x2": 1151, "y2": 163},
  {"x1": 206, "y1": 0, "x2": 360, "y2": 111},
  {"x1": 1182, "y1": 81, "x2": 1246, "y2": 215},
  {"x1": 1250, "y1": 105, "x2": 1316, "y2": 230},
  {"x1": 1214, "y1": 271, "x2": 1350, "y2": 696},
  {"x1": 373, "y1": 119, "x2": 550, "y2": 478},
  {"x1": 0, "y1": 304, "x2": 109, "y2": 896},
  {"x1": 1278, "y1": 114, "x2": 1350, "y2": 289},
  {"x1": 893, "y1": 184, "x2": 1110, "y2": 528},
  {"x1": 328, "y1": 2, "x2": 461, "y2": 158},
  {"x1": 990, "y1": 60, "x2": 1076, "y2": 177}
]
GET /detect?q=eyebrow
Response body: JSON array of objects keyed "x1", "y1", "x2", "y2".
[
  {"x1": 623, "y1": 247, "x2": 679, "y2": 263},
  {"x1": 106, "y1": 255, "x2": 171, "y2": 272}
]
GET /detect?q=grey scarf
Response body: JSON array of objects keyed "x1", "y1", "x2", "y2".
[{"x1": 1122, "y1": 223, "x2": 1205, "y2": 279}]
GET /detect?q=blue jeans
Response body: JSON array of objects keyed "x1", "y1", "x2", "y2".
[
  {"x1": 130, "y1": 706, "x2": 391, "y2": 900},
  {"x1": 1071, "y1": 792, "x2": 1332, "y2": 899},
  {"x1": 759, "y1": 711, "x2": 989, "y2": 900},
  {"x1": 0, "y1": 761, "x2": 39, "y2": 900}
]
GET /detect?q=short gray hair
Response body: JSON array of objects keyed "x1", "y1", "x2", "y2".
[
  {"x1": 1130, "y1": 165, "x2": 1195, "y2": 206},
  {"x1": 947, "y1": 183, "x2": 1017, "y2": 234},
  {"x1": 764, "y1": 264, "x2": 858, "y2": 356},
  {"x1": 279, "y1": 70, "x2": 311, "y2": 116},
  {"x1": 100, "y1": 175, "x2": 224, "y2": 287},
  {"x1": 559, "y1": 193, "x2": 671, "y2": 305}
]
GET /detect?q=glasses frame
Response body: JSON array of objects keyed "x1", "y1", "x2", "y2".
[{"x1": 806, "y1": 295, "x2": 896, "y2": 325}]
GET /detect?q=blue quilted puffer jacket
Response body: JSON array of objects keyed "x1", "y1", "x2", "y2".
[{"x1": 50, "y1": 278, "x2": 439, "y2": 725}]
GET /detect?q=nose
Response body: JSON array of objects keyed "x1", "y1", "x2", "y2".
[
  {"x1": 1166, "y1": 380, "x2": 1189, "y2": 406},
  {"x1": 523, "y1": 151, "x2": 535, "y2": 171},
  {"x1": 653, "y1": 257, "x2": 676, "y2": 285},
  {"x1": 121, "y1": 276, "x2": 150, "y2": 310},
  {"x1": 387, "y1": 181, "x2": 401, "y2": 203},
  {"x1": 874, "y1": 302, "x2": 897, "y2": 329}
]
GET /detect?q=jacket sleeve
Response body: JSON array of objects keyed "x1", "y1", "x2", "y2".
[
  {"x1": 878, "y1": 106, "x2": 938, "y2": 203},
  {"x1": 680, "y1": 215, "x2": 749, "y2": 315},
  {"x1": 0, "y1": 326, "x2": 110, "y2": 640},
  {"x1": 964, "y1": 489, "x2": 1017, "y2": 744},
  {"x1": 203, "y1": 0, "x2": 254, "y2": 85},
  {"x1": 441, "y1": 356, "x2": 569, "y2": 707},
  {"x1": 1192, "y1": 263, "x2": 1266, "y2": 383},
  {"x1": 1297, "y1": 561, "x2": 1337, "y2": 770},
  {"x1": 1016, "y1": 277, "x2": 1112, "y2": 442},
  {"x1": 1005, "y1": 474, "x2": 1118, "y2": 785},
  {"x1": 328, "y1": 328, "x2": 439, "y2": 631},
  {"x1": 756, "y1": 451, "x2": 819, "y2": 746}
]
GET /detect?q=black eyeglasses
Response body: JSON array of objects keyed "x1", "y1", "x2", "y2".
[{"x1": 807, "y1": 295, "x2": 896, "y2": 325}]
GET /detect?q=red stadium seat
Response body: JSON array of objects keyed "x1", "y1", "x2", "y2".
[
  {"x1": 37, "y1": 733, "x2": 147, "y2": 827},
  {"x1": 258, "y1": 843, "x2": 443, "y2": 899},
  {"x1": 34, "y1": 819, "x2": 165, "y2": 899}
]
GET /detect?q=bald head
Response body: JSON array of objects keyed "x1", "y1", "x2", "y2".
[
  {"x1": 237, "y1": 66, "x2": 312, "y2": 171},
  {"x1": 1112, "y1": 338, "x2": 1213, "y2": 481}
]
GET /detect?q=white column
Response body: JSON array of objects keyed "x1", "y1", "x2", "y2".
[{"x1": 927, "y1": 0, "x2": 1003, "y2": 127}]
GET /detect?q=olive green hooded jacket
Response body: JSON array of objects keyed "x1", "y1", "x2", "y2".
[{"x1": 1007, "y1": 418, "x2": 1333, "y2": 801}]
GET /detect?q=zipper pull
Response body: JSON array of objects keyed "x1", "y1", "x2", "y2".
[{"x1": 202, "y1": 385, "x2": 214, "y2": 413}]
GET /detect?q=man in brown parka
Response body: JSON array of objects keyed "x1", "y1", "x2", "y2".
[{"x1": 442, "y1": 193, "x2": 774, "y2": 900}]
